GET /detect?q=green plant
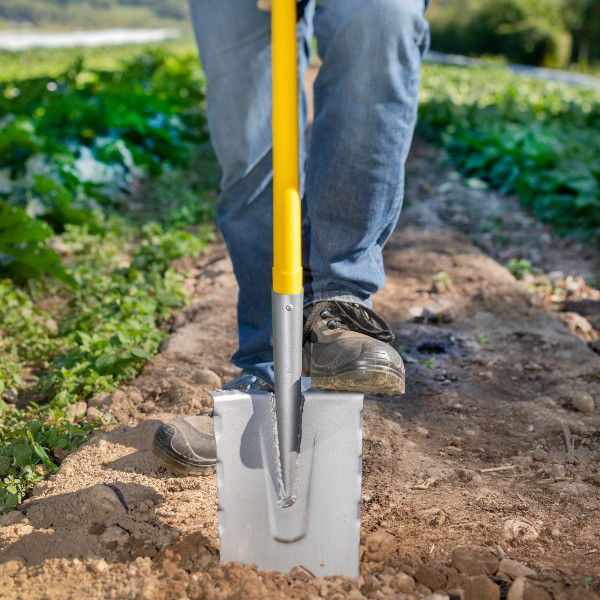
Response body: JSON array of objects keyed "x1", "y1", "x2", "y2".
[
  {"x1": 419, "y1": 358, "x2": 439, "y2": 370},
  {"x1": 478, "y1": 333, "x2": 490, "y2": 344},
  {"x1": 0, "y1": 404, "x2": 102, "y2": 513},
  {"x1": 506, "y1": 258, "x2": 534, "y2": 280},
  {"x1": 0, "y1": 46, "x2": 220, "y2": 513},
  {"x1": 419, "y1": 63, "x2": 600, "y2": 247}
]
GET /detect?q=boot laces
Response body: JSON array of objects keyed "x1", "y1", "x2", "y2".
[{"x1": 303, "y1": 301, "x2": 395, "y2": 344}]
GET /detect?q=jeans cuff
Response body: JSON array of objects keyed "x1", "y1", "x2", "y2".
[{"x1": 303, "y1": 291, "x2": 372, "y2": 310}]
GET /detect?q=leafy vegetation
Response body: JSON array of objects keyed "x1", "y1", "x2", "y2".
[
  {"x1": 2, "y1": 36, "x2": 598, "y2": 514},
  {"x1": 428, "y1": 0, "x2": 600, "y2": 69},
  {"x1": 419, "y1": 62, "x2": 600, "y2": 246},
  {"x1": 0, "y1": 44, "x2": 219, "y2": 513}
]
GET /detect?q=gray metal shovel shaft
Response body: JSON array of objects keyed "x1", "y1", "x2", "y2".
[{"x1": 272, "y1": 290, "x2": 304, "y2": 504}]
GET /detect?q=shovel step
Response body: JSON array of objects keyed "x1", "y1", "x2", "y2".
[{"x1": 211, "y1": 387, "x2": 364, "y2": 577}]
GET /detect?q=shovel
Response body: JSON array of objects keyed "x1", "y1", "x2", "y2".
[{"x1": 210, "y1": 0, "x2": 364, "y2": 577}]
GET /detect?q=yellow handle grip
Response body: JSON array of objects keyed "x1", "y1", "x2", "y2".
[{"x1": 272, "y1": 0, "x2": 302, "y2": 295}]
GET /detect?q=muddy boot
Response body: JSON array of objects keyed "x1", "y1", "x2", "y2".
[
  {"x1": 302, "y1": 300, "x2": 405, "y2": 393},
  {"x1": 151, "y1": 372, "x2": 274, "y2": 475}
]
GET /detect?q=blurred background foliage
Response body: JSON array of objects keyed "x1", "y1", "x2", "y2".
[
  {"x1": 0, "y1": 0, "x2": 189, "y2": 30},
  {"x1": 1, "y1": 0, "x2": 599, "y2": 71},
  {"x1": 427, "y1": 0, "x2": 600, "y2": 70}
]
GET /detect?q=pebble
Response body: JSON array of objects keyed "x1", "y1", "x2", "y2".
[
  {"x1": 289, "y1": 565, "x2": 313, "y2": 582},
  {"x1": 30, "y1": 481, "x2": 50, "y2": 497},
  {"x1": 89, "y1": 558, "x2": 109, "y2": 574},
  {"x1": 547, "y1": 464, "x2": 566, "y2": 479},
  {"x1": 44, "y1": 318, "x2": 59, "y2": 337},
  {"x1": 363, "y1": 531, "x2": 396, "y2": 562},
  {"x1": 500, "y1": 520, "x2": 539, "y2": 543},
  {"x1": 415, "y1": 565, "x2": 446, "y2": 591},
  {"x1": 192, "y1": 369, "x2": 222, "y2": 389},
  {"x1": 65, "y1": 401, "x2": 87, "y2": 418},
  {"x1": 507, "y1": 577, "x2": 552, "y2": 600},
  {"x1": 464, "y1": 575, "x2": 500, "y2": 600},
  {"x1": 423, "y1": 301, "x2": 454, "y2": 323},
  {"x1": 451, "y1": 547, "x2": 499, "y2": 576},
  {"x1": 88, "y1": 392, "x2": 113, "y2": 408},
  {"x1": 86, "y1": 407, "x2": 102, "y2": 420},
  {"x1": 0, "y1": 511, "x2": 26, "y2": 526},
  {"x1": 391, "y1": 573, "x2": 416, "y2": 593},
  {"x1": 2, "y1": 559, "x2": 26, "y2": 576},
  {"x1": 498, "y1": 558, "x2": 536, "y2": 579},
  {"x1": 81, "y1": 484, "x2": 127, "y2": 516},
  {"x1": 570, "y1": 391, "x2": 595, "y2": 415},
  {"x1": 531, "y1": 449, "x2": 548, "y2": 462},
  {"x1": 428, "y1": 594, "x2": 450, "y2": 600},
  {"x1": 1, "y1": 388, "x2": 18, "y2": 403}
]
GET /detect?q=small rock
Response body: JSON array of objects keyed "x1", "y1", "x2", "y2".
[
  {"x1": 391, "y1": 573, "x2": 416, "y2": 593},
  {"x1": 514, "y1": 456, "x2": 533, "y2": 466},
  {"x1": 89, "y1": 558, "x2": 109, "y2": 574},
  {"x1": 0, "y1": 511, "x2": 26, "y2": 526},
  {"x1": 52, "y1": 446, "x2": 73, "y2": 464},
  {"x1": 531, "y1": 449, "x2": 548, "y2": 462},
  {"x1": 431, "y1": 513, "x2": 446, "y2": 527},
  {"x1": 560, "y1": 482, "x2": 588, "y2": 494},
  {"x1": 422, "y1": 301, "x2": 454, "y2": 323},
  {"x1": 88, "y1": 393, "x2": 113, "y2": 409},
  {"x1": 289, "y1": 565, "x2": 313, "y2": 582},
  {"x1": 498, "y1": 558, "x2": 536, "y2": 579},
  {"x1": 2, "y1": 559, "x2": 26, "y2": 576},
  {"x1": 109, "y1": 389, "x2": 127, "y2": 405},
  {"x1": 414, "y1": 565, "x2": 446, "y2": 591},
  {"x1": 44, "y1": 318, "x2": 59, "y2": 337},
  {"x1": 192, "y1": 369, "x2": 222, "y2": 389},
  {"x1": 81, "y1": 484, "x2": 126, "y2": 516},
  {"x1": 547, "y1": 464, "x2": 566, "y2": 479},
  {"x1": 507, "y1": 577, "x2": 551, "y2": 600},
  {"x1": 454, "y1": 468, "x2": 481, "y2": 484},
  {"x1": 409, "y1": 306, "x2": 424, "y2": 319},
  {"x1": 86, "y1": 407, "x2": 102, "y2": 420},
  {"x1": 451, "y1": 547, "x2": 499, "y2": 576},
  {"x1": 363, "y1": 531, "x2": 396, "y2": 562},
  {"x1": 500, "y1": 520, "x2": 539, "y2": 543},
  {"x1": 65, "y1": 401, "x2": 87, "y2": 419},
  {"x1": 464, "y1": 575, "x2": 500, "y2": 600},
  {"x1": 570, "y1": 391, "x2": 595, "y2": 415},
  {"x1": 1, "y1": 388, "x2": 18, "y2": 403},
  {"x1": 416, "y1": 426, "x2": 430, "y2": 437},
  {"x1": 428, "y1": 594, "x2": 450, "y2": 600},
  {"x1": 31, "y1": 480, "x2": 50, "y2": 497}
]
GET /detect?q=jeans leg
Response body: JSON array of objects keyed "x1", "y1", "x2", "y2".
[
  {"x1": 303, "y1": 0, "x2": 430, "y2": 308},
  {"x1": 188, "y1": 0, "x2": 313, "y2": 384}
]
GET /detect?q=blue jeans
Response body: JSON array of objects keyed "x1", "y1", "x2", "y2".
[{"x1": 188, "y1": 0, "x2": 430, "y2": 384}]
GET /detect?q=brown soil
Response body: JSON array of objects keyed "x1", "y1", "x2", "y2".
[{"x1": 1, "y1": 139, "x2": 600, "y2": 600}]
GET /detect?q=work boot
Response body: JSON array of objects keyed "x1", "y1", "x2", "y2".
[
  {"x1": 151, "y1": 372, "x2": 274, "y2": 475},
  {"x1": 302, "y1": 300, "x2": 405, "y2": 393}
]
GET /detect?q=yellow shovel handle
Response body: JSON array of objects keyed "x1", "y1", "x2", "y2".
[{"x1": 272, "y1": 0, "x2": 302, "y2": 295}]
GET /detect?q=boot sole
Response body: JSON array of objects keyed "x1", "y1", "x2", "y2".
[
  {"x1": 306, "y1": 365, "x2": 405, "y2": 394},
  {"x1": 151, "y1": 440, "x2": 216, "y2": 476}
]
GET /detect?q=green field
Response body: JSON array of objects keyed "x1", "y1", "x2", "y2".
[
  {"x1": 0, "y1": 0, "x2": 188, "y2": 30},
  {"x1": 0, "y1": 43, "x2": 599, "y2": 513}
]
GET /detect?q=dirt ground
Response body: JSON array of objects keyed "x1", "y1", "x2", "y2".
[{"x1": 1, "y1": 138, "x2": 600, "y2": 600}]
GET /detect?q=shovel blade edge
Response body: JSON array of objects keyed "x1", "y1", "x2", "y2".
[{"x1": 211, "y1": 387, "x2": 363, "y2": 577}]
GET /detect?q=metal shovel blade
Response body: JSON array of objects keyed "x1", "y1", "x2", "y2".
[{"x1": 211, "y1": 387, "x2": 363, "y2": 577}]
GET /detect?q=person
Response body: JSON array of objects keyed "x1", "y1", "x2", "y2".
[{"x1": 152, "y1": 0, "x2": 430, "y2": 473}]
